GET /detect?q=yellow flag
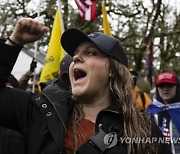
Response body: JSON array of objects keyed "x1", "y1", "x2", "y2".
[
  {"x1": 39, "y1": 10, "x2": 65, "y2": 83},
  {"x1": 102, "y1": 1, "x2": 112, "y2": 36}
]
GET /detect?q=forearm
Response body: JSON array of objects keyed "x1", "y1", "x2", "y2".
[
  {"x1": 0, "y1": 17, "x2": 46, "y2": 87},
  {"x1": 0, "y1": 41, "x2": 21, "y2": 87},
  {"x1": 19, "y1": 70, "x2": 33, "y2": 90}
]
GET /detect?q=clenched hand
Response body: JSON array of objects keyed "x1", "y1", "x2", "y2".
[{"x1": 6, "y1": 18, "x2": 47, "y2": 46}]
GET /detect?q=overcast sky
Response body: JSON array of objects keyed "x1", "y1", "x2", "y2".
[{"x1": 12, "y1": 52, "x2": 43, "y2": 80}]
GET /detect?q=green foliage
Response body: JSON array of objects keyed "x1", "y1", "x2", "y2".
[{"x1": 0, "y1": 0, "x2": 180, "y2": 77}]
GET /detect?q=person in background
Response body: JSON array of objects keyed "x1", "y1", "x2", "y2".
[
  {"x1": 39, "y1": 54, "x2": 73, "y2": 91},
  {"x1": 18, "y1": 57, "x2": 39, "y2": 93},
  {"x1": 148, "y1": 72, "x2": 180, "y2": 154},
  {"x1": 58, "y1": 54, "x2": 73, "y2": 87},
  {"x1": 19, "y1": 57, "x2": 37, "y2": 89},
  {"x1": 0, "y1": 18, "x2": 171, "y2": 154},
  {"x1": 130, "y1": 69, "x2": 151, "y2": 112},
  {"x1": 0, "y1": 74, "x2": 25, "y2": 154}
]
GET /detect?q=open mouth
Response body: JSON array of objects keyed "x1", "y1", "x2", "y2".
[{"x1": 74, "y1": 69, "x2": 87, "y2": 81}]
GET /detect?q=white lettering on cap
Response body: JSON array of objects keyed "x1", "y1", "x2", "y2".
[
  {"x1": 159, "y1": 73, "x2": 173, "y2": 80},
  {"x1": 89, "y1": 33, "x2": 99, "y2": 38}
]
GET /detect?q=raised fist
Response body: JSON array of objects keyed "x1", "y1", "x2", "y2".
[{"x1": 7, "y1": 18, "x2": 47, "y2": 46}]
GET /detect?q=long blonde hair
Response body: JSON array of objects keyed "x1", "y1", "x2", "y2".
[
  {"x1": 70, "y1": 58, "x2": 156, "y2": 153},
  {"x1": 109, "y1": 59, "x2": 156, "y2": 154}
]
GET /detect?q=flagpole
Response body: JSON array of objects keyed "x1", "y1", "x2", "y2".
[
  {"x1": 57, "y1": 0, "x2": 65, "y2": 56},
  {"x1": 32, "y1": 0, "x2": 42, "y2": 93},
  {"x1": 58, "y1": 0, "x2": 65, "y2": 33},
  {"x1": 102, "y1": 0, "x2": 112, "y2": 36}
]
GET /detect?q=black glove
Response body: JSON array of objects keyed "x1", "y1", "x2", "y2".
[{"x1": 30, "y1": 58, "x2": 37, "y2": 72}]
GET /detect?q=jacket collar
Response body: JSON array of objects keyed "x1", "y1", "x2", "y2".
[{"x1": 95, "y1": 103, "x2": 123, "y2": 133}]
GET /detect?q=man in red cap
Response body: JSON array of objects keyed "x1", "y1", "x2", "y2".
[
  {"x1": 148, "y1": 72, "x2": 180, "y2": 154},
  {"x1": 156, "y1": 72, "x2": 178, "y2": 103}
]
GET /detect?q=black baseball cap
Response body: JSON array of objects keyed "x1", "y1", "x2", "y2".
[
  {"x1": 61, "y1": 28, "x2": 128, "y2": 67},
  {"x1": 59, "y1": 54, "x2": 73, "y2": 78}
]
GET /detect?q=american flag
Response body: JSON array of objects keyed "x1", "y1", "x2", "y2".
[{"x1": 74, "y1": 0, "x2": 96, "y2": 21}]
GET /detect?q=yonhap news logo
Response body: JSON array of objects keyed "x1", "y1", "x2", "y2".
[
  {"x1": 104, "y1": 132, "x2": 118, "y2": 148},
  {"x1": 103, "y1": 135, "x2": 180, "y2": 148},
  {"x1": 119, "y1": 137, "x2": 180, "y2": 144}
]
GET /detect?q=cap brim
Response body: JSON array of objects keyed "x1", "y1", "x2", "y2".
[
  {"x1": 156, "y1": 80, "x2": 177, "y2": 86},
  {"x1": 61, "y1": 28, "x2": 92, "y2": 56}
]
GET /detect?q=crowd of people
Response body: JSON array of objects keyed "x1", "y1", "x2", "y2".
[{"x1": 0, "y1": 17, "x2": 179, "y2": 154}]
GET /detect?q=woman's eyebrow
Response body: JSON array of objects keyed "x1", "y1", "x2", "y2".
[
  {"x1": 75, "y1": 45, "x2": 98, "y2": 53},
  {"x1": 74, "y1": 49, "x2": 79, "y2": 55}
]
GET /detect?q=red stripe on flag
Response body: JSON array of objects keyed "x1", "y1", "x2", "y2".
[
  {"x1": 75, "y1": 1, "x2": 85, "y2": 17},
  {"x1": 75, "y1": 0, "x2": 96, "y2": 21},
  {"x1": 90, "y1": 0, "x2": 96, "y2": 20}
]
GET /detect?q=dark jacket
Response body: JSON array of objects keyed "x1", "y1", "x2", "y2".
[
  {"x1": 0, "y1": 42, "x2": 171, "y2": 154},
  {"x1": 0, "y1": 126, "x2": 25, "y2": 154}
]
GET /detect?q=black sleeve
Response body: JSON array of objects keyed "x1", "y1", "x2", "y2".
[
  {"x1": 0, "y1": 41, "x2": 31, "y2": 133},
  {"x1": 0, "y1": 87, "x2": 32, "y2": 133},
  {"x1": 0, "y1": 41, "x2": 21, "y2": 87}
]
